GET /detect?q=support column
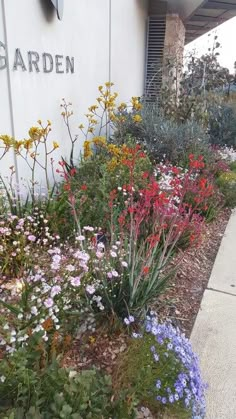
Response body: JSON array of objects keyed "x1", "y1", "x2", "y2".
[
  {"x1": 145, "y1": 1, "x2": 185, "y2": 99},
  {"x1": 162, "y1": 14, "x2": 185, "y2": 91}
]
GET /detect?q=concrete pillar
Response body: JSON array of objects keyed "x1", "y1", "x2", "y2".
[
  {"x1": 162, "y1": 14, "x2": 186, "y2": 91},
  {"x1": 145, "y1": 1, "x2": 185, "y2": 99}
]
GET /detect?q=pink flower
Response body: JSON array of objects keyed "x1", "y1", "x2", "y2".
[
  {"x1": 76, "y1": 235, "x2": 85, "y2": 241},
  {"x1": 66, "y1": 264, "x2": 75, "y2": 272},
  {"x1": 70, "y1": 276, "x2": 81, "y2": 287},
  {"x1": 111, "y1": 270, "x2": 119, "y2": 277},
  {"x1": 44, "y1": 298, "x2": 53, "y2": 308},
  {"x1": 28, "y1": 235, "x2": 36, "y2": 242},
  {"x1": 51, "y1": 285, "x2": 61, "y2": 298},
  {"x1": 86, "y1": 285, "x2": 95, "y2": 295}
]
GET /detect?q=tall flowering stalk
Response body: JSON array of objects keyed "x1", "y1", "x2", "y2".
[{"x1": 116, "y1": 154, "x2": 215, "y2": 313}]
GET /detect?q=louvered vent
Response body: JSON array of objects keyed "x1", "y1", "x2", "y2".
[{"x1": 145, "y1": 16, "x2": 166, "y2": 100}]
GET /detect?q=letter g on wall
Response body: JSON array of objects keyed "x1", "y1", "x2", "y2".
[{"x1": 0, "y1": 41, "x2": 7, "y2": 70}]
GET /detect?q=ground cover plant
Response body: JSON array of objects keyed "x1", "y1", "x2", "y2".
[
  {"x1": 0, "y1": 82, "x2": 233, "y2": 418},
  {"x1": 115, "y1": 314, "x2": 207, "y2": 419}
]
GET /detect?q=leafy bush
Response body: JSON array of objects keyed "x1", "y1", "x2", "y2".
[
  {"x1": 208, "y1": 103, "x2": 236, "y2": 148},
  {"x1": 113, "y1": 103, "x2": 211, "y2": 164},
  {"x1": 0, "y1": 349, "x2": 136, "y2": 418},
  {"x1": 217, "y1": 171, "x2": 236, "y2": 208},
  {"x1": 114, "y1": 315, "x2": 206, "y2": 419},
  {"x1": 55, "y1": 141, "x2": 152, "y2": 237}
]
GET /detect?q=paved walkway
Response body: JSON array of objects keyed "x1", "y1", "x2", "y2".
[{"x1": 191, "y1": 210, "x2": 236, "y2": 419}]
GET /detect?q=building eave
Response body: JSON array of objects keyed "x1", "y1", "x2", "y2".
[{"x1": 185, "y1": 0, "x2": 236, "y2": 44}]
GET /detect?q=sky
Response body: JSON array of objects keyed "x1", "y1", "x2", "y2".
[{"x1": 185, "y1": 16, "x2": 236, "y2": 73}]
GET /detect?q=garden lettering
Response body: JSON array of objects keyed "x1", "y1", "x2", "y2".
[{"x1": 0, "y1": 41, "x2": 74, "y2": 73}]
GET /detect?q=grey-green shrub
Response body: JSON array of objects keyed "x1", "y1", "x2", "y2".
[{"x1": 113, "y1": 103, "x2": 211, "y2": 164}]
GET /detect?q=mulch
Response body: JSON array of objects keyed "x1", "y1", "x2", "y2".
[{"x1": 155, "y1": 208, "x2": 231, "y2": 336}]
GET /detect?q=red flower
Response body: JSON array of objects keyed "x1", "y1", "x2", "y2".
[
  {"x1": 63, "y1": 183, "x2": 71, "y2": 191},
  {"x1": 81, "y1": 184, "x2": 87, "y2": 191},
  {"x1": 70, "y1": 168, "x2": 77, "y2": 176},
  {"x1": 143, "y1": 266, "x2": 150, "y2": 275},
  {"x1": 142, "y1": 171, "x2": 149, "y2": 179}
]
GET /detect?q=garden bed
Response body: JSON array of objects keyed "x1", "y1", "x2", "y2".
[{"x1": 63, "y1": 208, "x2": 231, "y2": 376}]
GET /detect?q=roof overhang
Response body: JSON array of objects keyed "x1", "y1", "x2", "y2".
[{"x1": 185, "y1": 0, "x2": 236, "y2": 44}]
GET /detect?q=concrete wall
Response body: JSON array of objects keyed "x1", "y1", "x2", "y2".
[{"x1": 0, "y1": 0, "x2": 148, "y2": 185}]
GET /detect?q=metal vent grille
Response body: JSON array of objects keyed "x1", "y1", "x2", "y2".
[{"x1": 145, "y1": 16, "x2": 166, "y2": 100}]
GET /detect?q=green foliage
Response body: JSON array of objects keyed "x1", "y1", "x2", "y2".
[
  {"x1": 217, "y1": 171, "x2": 236, "y2": 208},
  {"x1": 0, "y1": 349, "x2": 137, "y2": 419},
  {"x1": 53, "y1": 141, "x2": 152, "y2": 238},
  {"x1": 208, "y1": 103, "x2": 236, "y2": 148},
  {"x1": 229, "y1": 161, "x2": 236, "y2": 172},
  {"x1": 114, "y1": 335, "x2": 189, "y2": 418}
]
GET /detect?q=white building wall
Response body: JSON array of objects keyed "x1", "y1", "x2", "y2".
[
  {"x1": 110, "y1": 0, "x2": 147, "y2": 101},
  {"x1": 0, "y1": 0, "x2": 148, "y2": 184},
  {"x1": 0, "y1": 1, "x2": 15, "y2": 175}
]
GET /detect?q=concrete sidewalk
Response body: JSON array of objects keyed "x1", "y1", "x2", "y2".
[{"x1": 191, "y1": 210, "x2": 236, "y2": 419}]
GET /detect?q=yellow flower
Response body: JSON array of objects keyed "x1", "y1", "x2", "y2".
[
  {"x1": 108, "y1": 144, "x2": 121, "y2": 157},
  {"x1": 53, "y1": 141, "x2": 59, "y2": 149},
  {"x1": 29, "y1": 127, "x2": 43, "y2": 141},
  {"x1": 131, "y1": 96, "x2": 142, "y2": 111},
  {"x1": 92, "y1": 136, "x2": 106, "y2": 147},
  {"x1": 88, "y1": 105, "x2": 99, "y2": 112},
  {"x1": 13, "y1": 140, "x2": 24, "y2": 152},
  {"x1": 118, "y1": 102, "x2": 127, "y2": 112},
  {"x1": 132, "y1": 114, "x2": 142, "y2": 123},
  {"x1": 88, "y1": 127, "x2": 95, "y2": 134},
  {"x1": 107, "y1": 157, "x2": 119, "y2": 172},
  {"x1": 105, "y1": 81, "x2": 114, "y2": 88},
  {"x1": 83, "y1": 140, "x2": 93, "y2": 159},
  {"x1": 0, "y1": 135, "x2": 14, "y2": 149},
  {"x1": 79, "y1": 124, "x2": 84, "y2": 129},
  {"x1": 23, "y1": 139, "x2": 33, "y2": 151}
]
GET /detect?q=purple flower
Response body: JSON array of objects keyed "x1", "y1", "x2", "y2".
[
  {"x1": 169, "y1": 395, "x2": 174, "y2": 403},
  {"x1": 156, "y1": 380, "x2": 161, "y2": 389},
  {"x1": 86, "y1": 285, "x2": 95, "y2": 295},
  {"x1": 70, "y1": 276, "x2": 81, "y2": 287},
  {"x1": 153, "y1": 353, "x2": 159, "y2": 362},
  {"x1": 28, "y1": 234, "x2": 36, "y2": 242},
  {"x1": 142, "y1": 315, "x2": 207, "y2": 418},
  {"x1": 111, "y1": 270, "x2": 119, "y2": 278},
  {"x1": 110, "y1": 251, "x2": 117, "y2": 258},
  {"x1": 44, "y1": 298, "x2": 53, "y2": 308},
  {"x1": 51, "y1": 285, "x2": 61, "y2": 297}
]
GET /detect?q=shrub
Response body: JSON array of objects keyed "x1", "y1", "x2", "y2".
[
  {"x1": 217, "y1": 171, "x2": 236, "y2": 208},
  {"x1": 55, "y1": 141, "x2": 152, "y2": 237},
  {"x1": 114, "y1": 315, "x2": 206, "y2": 419},
  {"x1": 112, "y1": 103, "x2": 211, "y2": 165},
  {"x1": 0, "y1": 348, "x2": 136, "y2": 418},
  {"x1": 208, "y1": 103, "x2": 236, "y2": 148}
]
